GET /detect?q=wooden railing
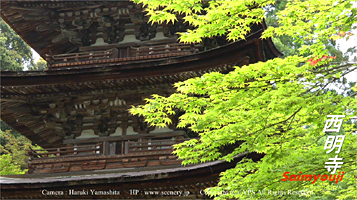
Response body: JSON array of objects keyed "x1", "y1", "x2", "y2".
[
  {"x1": 26, "y1": 132, "x2": 191, "y2": 174},
  {"x1": 28, "y1": 143, "x2": 103, "y2": 159},
  {"x1": 46, "y1": 43, "x2": 201, "y2": 68},
  {"x1": 63, "y1": 131, "x2": 187, "y2": 156},
  {"x1": 130, "y1": 43, "x2": 200, "y2": 57},
  {"x1": 128, "y1": 138, "x2": 188, "y2": 153},
  {"x1": 46, "y1": 48, "x2": 118, "y2": 65}
]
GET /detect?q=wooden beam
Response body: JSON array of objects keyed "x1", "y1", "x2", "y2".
[
  {"x1": 64, "y1": 131, "x2": 185, "y2": 145},
  {"x1": 3, "y1": 106, "x2": 32, "y2": 113}
]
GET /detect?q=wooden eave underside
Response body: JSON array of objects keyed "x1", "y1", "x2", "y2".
[
  {"x1": 0, "y1": 0, "x2": 137, "y2": 57},
  {"x1": 1, "y1": 0, "x2": 282, "y2": 61}
]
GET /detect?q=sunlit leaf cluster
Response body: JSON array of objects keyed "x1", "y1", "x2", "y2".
[
  {"x1": 130, "y1": 0, "x2": 357, "y2": 199},
  {"x1": 133, "y1": 0, "x2": 274, "y2": 43}
]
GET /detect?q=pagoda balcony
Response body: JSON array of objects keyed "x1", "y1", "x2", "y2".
[
  {"x1": 26, "y1": 131, "x2": 189, "y2": 174},
  {"x1": 45, "y1": 43, "x2": 200, "y2": 69}
]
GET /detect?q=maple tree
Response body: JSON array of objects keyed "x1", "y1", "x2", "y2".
[{"x1": 131, "y1": 0, "x2": 357, "y2": 199}]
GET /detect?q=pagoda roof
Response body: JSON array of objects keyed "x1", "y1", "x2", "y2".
[
  {"x1": 1, "y1": 30, "x2": 280, "y2": 88},
  {"x1": 0, "y1": 152, "x2": 250, "y2": 199},
  {"x1": 1, "y1": 1, "x2": 282, "y2": 148},
  {"x1": 0, "y1": 28, "x2": 282, "y2": 148}
]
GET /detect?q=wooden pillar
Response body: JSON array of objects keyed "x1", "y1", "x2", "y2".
[
  {"x1": 109, "y1": 142, "x2": 116, "y2": 155},
  {"x1": 121, "y1": 141, "x2": 125, "y2": 155},
  {"x1": 56, "y1": 148, "x2": 60, "y2": 157},
  {"x1": 102, "y1": 141, "x2": 109, "y2": 155}
]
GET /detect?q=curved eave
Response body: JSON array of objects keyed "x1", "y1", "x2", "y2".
[
  {"x1": 1, "y1": 6, "x2": 59, "y2": 58},
  {"x1": 0, "y1": 153, "x2": 252, "y2": 199},
  {"x1": 0, "y1": 158, "x2": 232, "y2": 186},
  {"x1": 1, "y1": 29, "x2": 281, "y2": 89},
  {"x1": 260, "y1": 19, "x2": 283, "y2": 59}
]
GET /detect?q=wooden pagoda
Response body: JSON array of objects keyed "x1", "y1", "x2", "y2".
[{"x1": 0, "y1": 0, "x2": 281, "y2": 199}]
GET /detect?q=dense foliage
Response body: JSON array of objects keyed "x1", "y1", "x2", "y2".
[
  {"x1": 0, "y1": 19, "x2": 33, "y2": 71},
  {"x1": 265, "y1": 0, "x2": 352, "y2": 62},
  {"x1": 0, "y1": 18, "x2": 46, "y2": 71},
  {"x1": 28, "y1": 57, "x2": 48, "y2": 71},
  {"x1": 131, "y1": 0, "x2": 357, "y2": 199},
  {"x1": 0, "y1": 129, "x2": 33, "y2": 175}
]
